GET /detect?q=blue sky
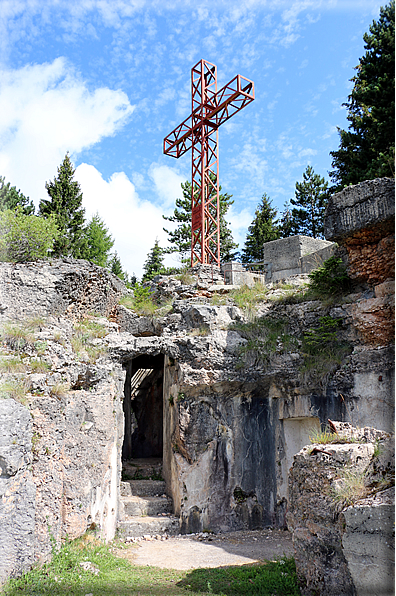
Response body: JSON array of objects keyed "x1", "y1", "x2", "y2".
[{"x1": 0, "y1": 0, "x2": 384, "y2": 277}]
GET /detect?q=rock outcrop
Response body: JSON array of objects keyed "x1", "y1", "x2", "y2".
[{"x1": 288, "y1": 423, "x2": 394, "y2": 596}]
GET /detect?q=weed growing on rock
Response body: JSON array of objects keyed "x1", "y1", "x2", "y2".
[
  {"x1": 29, "y1": 358, "x2": 51, "y2": 373},
  {"x1": 0, "y1": 356, "x2": 26, "y2": 372},
  {"x1": 50, "y1": 383, "x2": 69, "y2": 398},
  {"x1": 1, "y1": 322, "x2": 34, "y2": 352},
  {"x1": 233, "y1": 316, "x2": 297, "y2": 368},
  {"x1": 71, "y1": 317, "x2": 108, "y2": 361},
  {"x1": 228, "y1": 282, "x2": 269, "y2": 316},
  {"x1": 309, "y1": 427, "x2": 362, "y2": 445},
  {"x1": 34, "y1": 340, "x2": 48, "y2": 356},
  {"x1": 189, "y1": 326, "x2": 210, "y2": 337},
  {"x1": 175, "y1": 270, "x2": 196, "y2": 285},
  {"x1": 120, "y1": 283, "x2": 159, "y2": 316},
  {"x1": 0, "y1": 379, "x2": 29, "y2": 404},
  {"x1": 210, "y1": 292, "x2": 227, "y2": 306},
  {"x1": 331, "y1": 469, "x2": 367, "y2": 507}
]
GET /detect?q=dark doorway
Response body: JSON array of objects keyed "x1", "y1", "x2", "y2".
[{"x1": 122, "y1": 354, "x2": 164, "y2": 460}]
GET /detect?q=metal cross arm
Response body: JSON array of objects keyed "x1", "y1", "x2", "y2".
[
  {"x1": 163, "y1": 60, "x2": 254, "y2": 266},
  {"x1": 163, "y1": 74, "x2": 255, "y2": 159}
]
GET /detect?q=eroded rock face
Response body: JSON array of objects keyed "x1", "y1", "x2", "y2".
[
  {"x1": 0, "y1": 259, "x2": 125, "y2": 321},
  {"x1": 0, "y1": 310, "x2": 125, "y2": 583},
  {"x1": 324, "y1": 178, "x2": 395, "y2": 347},
  {"x1": 287, "y1": 427, "x2": 394, "y2": 596}
]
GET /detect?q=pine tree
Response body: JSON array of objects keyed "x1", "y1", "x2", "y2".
[
  {"x1": 81, "y1": 213, "x2": 115, "y2": 268},
  {"x1": 330, "y1": 1, "x2": 395, "y2": 188},
  {"x1": 289, "y1": 166, "x2": 328, "y2": 238},
  {"x1": 278, "y1": 202, "x2": 296, "y2": 238},
  {"x1": 241, "y1": 194, "x2": 279, "y2": 263},
  {"x1": 142, "y1": 239, "x2": 166, "y2": 281},
  {"x1": 163, "y1": 179, "x2": 238, "y2": 263},
  {"x1": 0, "y1": 176, "x2": 35, "y2": 215},
  {"x1": 39, "y1": 153, "x2": 86, "y2": 257},
  {"x1": 109, "y1": 252, "x2": 125, "y2": 280}
]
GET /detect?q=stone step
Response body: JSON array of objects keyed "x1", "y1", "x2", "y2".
[
  {"x1": 122, "y1": 458, "x2": 163, "y2": 481},
  {"x1": 121, "y1": 479, "x2": 166, "y2": 497},
  {"x1": 118, "y1": 515, "x2": 180, "y2": 537},
  {"x1": 122, "y1": 495, "x2": 173, "y2": 517}
]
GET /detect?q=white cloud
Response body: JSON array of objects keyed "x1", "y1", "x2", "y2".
[
  {"x1": 76, "y1": 164, "x2": 176, "y2": 278},
  {"x1": 149, "y1": 164, "x2": 185, "y2": 209},
  {"x1": 0, "y1": 58, "x2": 134, "y2": 204}
]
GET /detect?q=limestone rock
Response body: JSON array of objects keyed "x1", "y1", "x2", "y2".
[
  {"x1": 288, "y1": 426, "x2": 394, "y2": 596},
  {"x1": 324, "y1": 178, "x2": 395, "y2": 244}
]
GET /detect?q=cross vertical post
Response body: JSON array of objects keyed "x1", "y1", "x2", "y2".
[{"x1": 164, "y1": 60, "x2": 254, "y2": 267}]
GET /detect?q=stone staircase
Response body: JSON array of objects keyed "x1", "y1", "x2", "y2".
[{"x1": 118, "y1": 458, "x2": 179, "y2": 538}]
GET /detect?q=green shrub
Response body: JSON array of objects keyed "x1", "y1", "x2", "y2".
[
  {"x1": 233, "y1": 316, "x2": 297, "y2": 368},
  {"x1": 120, "y1": 283, "x2": 159, "y2": 316},
  {"x1": 308, "y1": 256, "x2": 351, "y2": 297},
  {"x1": 301, "y1": 316, "x2": 352, "y2": 384},
  {"x1": 0, "y1": 207, "x2": 59, "y2": 262}
]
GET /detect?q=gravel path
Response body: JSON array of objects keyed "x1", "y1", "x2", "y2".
[{"x1": 115, "y1": 529, "x2": 293, "y2": 570}]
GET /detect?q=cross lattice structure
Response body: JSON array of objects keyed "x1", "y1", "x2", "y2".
[{"x1": 163, "y1": 59, "x2": 255, "y2": 267}]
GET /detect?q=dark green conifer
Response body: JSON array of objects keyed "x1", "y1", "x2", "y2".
[
  {"x1": 330, "y1": 1, "x2": 395, "y2": 188},
  {"x1": 0, "y1": 176, "x2": 34, "y2": 215},
  {"x1": 241, "y1": 194, "x2": 279, "y2": 263},
  {"x1": 163, "y1": 178, "x2": 238, "y2": 263},
  {"x1": 81, "y1": 213, "x2": 114, "y2": 267},
  {"x1": 289, "y1": 166, "x2": 328, "y2": 239},
  {"x1": 39, "y1": 153, "x2": 86, "y2": 257}
]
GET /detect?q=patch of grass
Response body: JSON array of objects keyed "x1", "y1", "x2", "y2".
[
  {"x1": 53, "y1": 331, "x2": 66, "y2": 345},
  {"x1": 74, "y1": 318, "x2": 107, "y2": 339},
  {"x1": 29, "y1": 358, "x2": 51, "y2": 373},
  {"x1": 26, "y1": 316, "x2": 47, "y2": 331},
  {"x1": 309, "y1": 426, "x2": 362, "y2": 445},
  {"x1": 35, "y1": 340, "x2": 48, "y2": 356},
  {"x1": 70, "y1": 317, "x2": 108, "y2": 360},
  {"x1": 226, "y1": 283, "x2": 269, "y2": 316},
  {"x1": 3, "y1": 537, "x2": 300, "y2": 596},
  {"x1": 0, "y1": 356, "x2": 26, "y2": 372},
  {"x1": 331, "y1": 469, "x2": 367, "y2": 507},
  {"x1": 189, "y1": 326, "x2": 210, "y2": 337},
  {"x1": 211, "y1": 293, "x2": 227, "y2": 306},
  {"x1": 2, "y1": 537, "x2": 213, "y2": 596},
  {"x1": 120, "y1": 284, "x2": 159, "y2": 316},
  {"x1": 1, "y1": 322, "x2": 34, "y2": 352},
  {"x1": 50, "y1": 383, "x2": 69, "y2": 398},
  {"x1": 0, "y1": 379, "x2": 29, "y2": 405},
  {"x1": 86, "y1": 344, "x2": 108, "y2": 363},
  {"x1": 176, "y1": 270, "x2": 197, "y2": 285},
  {"x1": 179, "y1": 557, "x2": 301, "y2": 595},
  {"x1": 232, "y1": 316, "x2": 297, "y2": 369}
]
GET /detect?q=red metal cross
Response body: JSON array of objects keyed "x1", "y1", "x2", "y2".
[{"x1": 164, "y1": 59, "x2": 255, "y2": 267}]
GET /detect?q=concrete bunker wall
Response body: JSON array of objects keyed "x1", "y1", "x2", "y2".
[{"x1": 161, "y1": 366, "x2": 375, "y2": 534}]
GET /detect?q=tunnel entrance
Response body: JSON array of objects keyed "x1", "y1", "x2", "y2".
[{"x1": 122, "y1": 354, "x2": 164, "y2": 461}]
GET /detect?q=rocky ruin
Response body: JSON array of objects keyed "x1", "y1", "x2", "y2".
[{"x1": 0, "y1": 178, "x2": 394, "y2": 593}]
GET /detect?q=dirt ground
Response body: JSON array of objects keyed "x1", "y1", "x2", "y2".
[{"x1": 115, "y1": 528, "x2": 294, "y2": 570}]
